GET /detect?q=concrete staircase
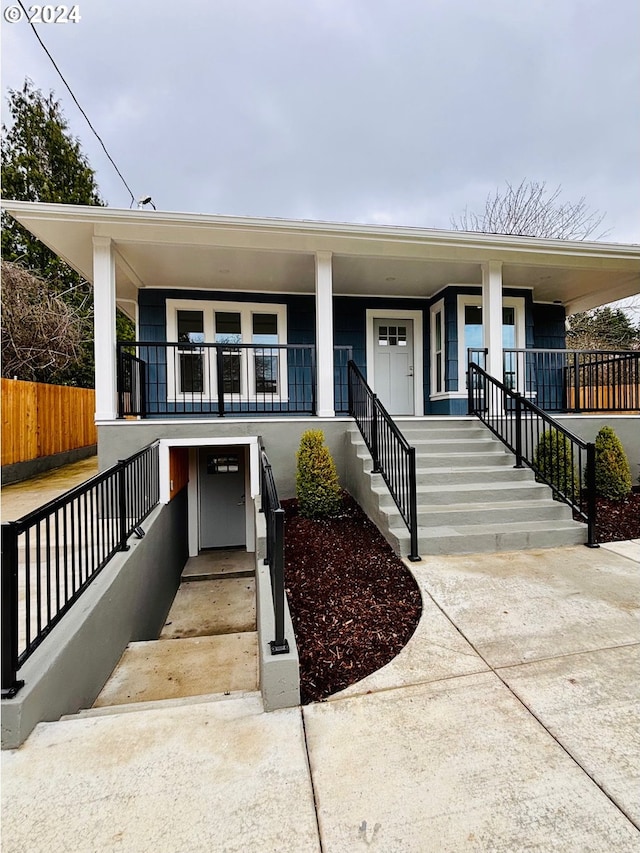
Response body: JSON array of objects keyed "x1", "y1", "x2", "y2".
[
  {"x1": 64, "y1": 550, "x2": 259, "y2": 719},
  {"x1": 345, "y1": 418, "x2": 587, "y2": 557}
]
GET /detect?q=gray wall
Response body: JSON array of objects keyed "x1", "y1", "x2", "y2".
[
  {"x1": 555, "y1": 416, "x2": 640, "y2": 484},
  {"x1": 98, "y1": 418, "x2": 353, "y2": 498},
  {"x1": 2, "y1": 489, "x2": 188, "y2": 750}
]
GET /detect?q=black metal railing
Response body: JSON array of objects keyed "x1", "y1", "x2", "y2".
[
  {"x1": 348, "y1": 361, "x2": 420, "y2": 561},
  {"x1": 118, "y1": 342, "x2": 354, "y2": 418},
  {"x1": 334, "y1": 346, "x2": 354, "y2": 413},
  {"x1": 468, "y1": 347, "x2": 639, "y2": 413},
  {"x1": 259, "y1": 446, "x2": 289, "y2": 655},
  {"x1": 468, "y1": 362, "x2": 597, "y2": 547},
  {"x1": 1, "y1": 443, "x2": 160, "y2": 698},
  {"x1": 118, "y1": 342, "x2": 316, "y2": 417}
]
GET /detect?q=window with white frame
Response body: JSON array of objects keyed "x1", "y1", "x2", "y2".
[
  {"x1": 456, "y1": 295, "x2": 525, "y2": 391},
  {"x1": 430, "y1": 299, "x2": 445, "y2": 396},
  {"x1": 166, "y1": 300, "x2": 288, "y2": 400}
]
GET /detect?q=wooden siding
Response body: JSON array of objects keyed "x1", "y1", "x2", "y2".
[{"x1": 1, "y1": 379, "x2": 96, "y2": 466}]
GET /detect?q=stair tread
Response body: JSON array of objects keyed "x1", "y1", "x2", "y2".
[
  {"x1": 61, "y1": 690, "x2": 262, "y2": 722},
  {"x1": 390, "y1": 519, "x2": 585, "y2": 537},
  {"x1": 388, "y1": 498, "x2": 569, "y2": 514},
  {"x1": 374, "y1": 480, "x2": 547, "y2": 495}
]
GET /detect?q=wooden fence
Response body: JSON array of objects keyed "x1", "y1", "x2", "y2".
[{"x1": 1, "y1": 379, "x2": 97, "y2": 467}]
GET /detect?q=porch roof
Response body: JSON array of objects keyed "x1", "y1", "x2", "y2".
[{"x1": 4, "y1": 201, "x2": 640, "y2": 315}]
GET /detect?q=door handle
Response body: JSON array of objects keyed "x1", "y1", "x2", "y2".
[
  {"x1": 407, "y1": 366, "x2": 414, "y2": 376},
  {"x1": 237, "y1": 494, "x2": 245, "y2": 506}
]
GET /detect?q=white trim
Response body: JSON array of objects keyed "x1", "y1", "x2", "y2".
[
  {"x1": 456, "y1": 293, "x2": 526, "y2": 390},
  {"x1": 93, "y1": 236, "x2": 117, "y2": 420},
  {"x1": 315, "y1": 252, "x2": 335, "y2": 417},
  {"x1": 365, "y1": 308, "x2": 424, "y2": 416},
  {"x1": 165, "y1": 298, "x2": 288, "y2": 403},
  {"x1": 159, "y1": 437, "x2": 259, "y2": 557},
  {"x1": 429, "y1": 298, "x2": 445, "y2": 397}
]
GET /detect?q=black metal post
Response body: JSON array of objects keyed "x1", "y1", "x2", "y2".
[
  {"x1": 215, "y1": 345, "x2": 225, "y2": 417},
  {"x1": 572, "y1": 351, "x2": 581, "y2": 413},
  {"x1": 514, "y1": 393, "x2": 524, "y2": 468},
  {"x1": 269, "y1": 508, "x2": 290, "y2": 655},
  {"x1": 347, "y1": 362, "x2": 353, "y2": 416},
  {"x1": 467, "y1": 365, "x2": 474, "y2": 414},
  {"x1": 371, "y1": 396, "x2": 381, "y2": 473},
  {"x1": 1, "y1": 523, "x2": 24, "y2": 698},
  {"x1": 140, "y1": 359, "x2": 147, "y2": 418},
  {"x1": 585, "y1": 442, "x2": 599, "y2": 548},
  {"x1": 407, "y1": 447, "x2": 420, "y2": 561},
  {"x1": 117, "y1": 461, "x2": 130, "y2": 552}
]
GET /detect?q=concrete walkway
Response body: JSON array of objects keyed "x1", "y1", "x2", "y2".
[
  {"x1": 1, "y1": 456, "x2": 99, "y2": 520},
  {"x1": 2, "y1": 540, "x2": 639, "y2": 852}
]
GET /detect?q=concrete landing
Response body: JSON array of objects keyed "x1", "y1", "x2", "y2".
[
  {"x1": 93, "y1": 633, "x2": 258, "y2": 707},
  {"x1": 182, "y1": 549, "x2": 255, "y2": 579},
  {"x1": 160, "y1": 577, "x2": 256, "y2": 638},
  {"x1": 2, "y1": 697, "x2": 320, "y2": 853}
]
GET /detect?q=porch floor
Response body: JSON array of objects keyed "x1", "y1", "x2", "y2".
[{"x1": 92, "y1": 550, "x2": 258, "y2": 709}]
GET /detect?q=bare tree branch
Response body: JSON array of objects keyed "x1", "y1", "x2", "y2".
[
  {"x1": 451, "y1": 180, "x2": 608, "y2": 240},
  {"x1": 1, "y1": 261, "x2": 84, "y2": 382}
]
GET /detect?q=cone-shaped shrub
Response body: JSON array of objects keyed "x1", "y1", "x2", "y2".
[
  {"x1": 594, "y1": 426, "x2": 632, "y2": 500},
  {"x1": 534, "y1": 429, "x2": 578, "y2": 500},
  {"x1": 296, "y1": 429, "x2": 342, "y2": 518}
]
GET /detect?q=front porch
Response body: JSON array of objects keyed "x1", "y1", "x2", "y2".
[{"x1": 116, "y1": 339, "x2": 640, "y2": 419}]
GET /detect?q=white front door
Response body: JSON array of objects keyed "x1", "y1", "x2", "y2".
[
  {"x1": 373, "y1": 319, "x2": 414, "y2": 415},
  {"x1": 198, "y1": 448, "x2": 246, "y2": 548}
]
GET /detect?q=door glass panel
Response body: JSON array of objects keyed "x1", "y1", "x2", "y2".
[
  {"x1": 464, "y1": 305, "x2": 483, "y2": 351},
  {"x1": 177, "y1": 310, "x2": 204, "y2": 393},
  {"x1": 215, "y1": 312, "x2": 241, "y2": 394},
  {"x1": 378, "y1": 325, "x2": 407, "y2": 346}
]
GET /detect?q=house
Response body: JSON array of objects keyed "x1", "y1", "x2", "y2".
[
  {"x1": 3, "y1": 200, "x2": 639, "y2": 747},
  {"x1": 4, "y1": 201, "x2": 640, "y2": 557}
]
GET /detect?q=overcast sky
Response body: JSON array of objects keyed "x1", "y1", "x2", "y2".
[{"x1": 2, "y1": 0, "x2": 640, "y2": 243}]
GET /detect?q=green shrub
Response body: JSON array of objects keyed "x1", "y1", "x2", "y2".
[
  {"x1": 534, "y1": 429, "x2": 578, "y2": 500},
  {"x1": 594, "y1": 426, "x2": 632, "y2": 500},
  {"x1": 296, "y1": 429, "x2": 342, "y2": 518}
]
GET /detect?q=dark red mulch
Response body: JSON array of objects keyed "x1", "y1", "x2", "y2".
[
  {"x1": 594, "y1": 491, "x2": 640, "y2": 542},
  {"x1": 283, "y1": 492, "x2": 422, "y2": 704}
]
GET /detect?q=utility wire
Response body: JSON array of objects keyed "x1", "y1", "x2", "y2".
[{"x1": 16, "y1": 0, "x2": 137, "y2": 207}]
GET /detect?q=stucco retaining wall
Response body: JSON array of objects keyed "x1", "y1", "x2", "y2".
[{"x1": 1, "y1": 490, "x2": 188, "y2": 750}]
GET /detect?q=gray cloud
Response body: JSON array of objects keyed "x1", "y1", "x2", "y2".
[{"x1": 2, "y1": 0, "x2": 639, "y2": 240}]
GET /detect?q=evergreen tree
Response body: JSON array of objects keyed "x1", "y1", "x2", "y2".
[
  {"x1": 1, "y1": 79, "x2": 115, "y2": 386},
  {"x1": 566, "y1": 307, "x2": 639, "y2": 351}
]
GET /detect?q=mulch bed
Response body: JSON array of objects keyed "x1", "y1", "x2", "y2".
[
  {"x1": 593, "y1": 491, "x2": 640, "y2": 542},
  {"x1": 284, "y1": 488, "x2": 638, "y2": 705},
  {"x1": 283, "y1": 492, "x2": 422, "y2": 704}
]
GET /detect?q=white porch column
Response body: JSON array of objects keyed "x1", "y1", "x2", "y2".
[
  {"x1": 315, "y1": 251, "x2": 335, "y2": 417},
  {"x1": 482, "y1": 260, "x2": 503, "y2": 380},
  {"x1": 93, "y1": 236, "x2": 118, "y2": 420}
]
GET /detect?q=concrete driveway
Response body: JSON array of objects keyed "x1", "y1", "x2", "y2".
[{"x1": 2, "y1": 542, "x2": 639, "y2": 852}]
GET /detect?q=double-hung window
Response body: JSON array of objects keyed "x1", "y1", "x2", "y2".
[{"x1": 166, "y1": 300, "x2": 287, "y2": 401}]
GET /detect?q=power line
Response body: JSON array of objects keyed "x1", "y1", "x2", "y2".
[{"x1": 16, "y1": 0, "x2": 137, "y2": 207}]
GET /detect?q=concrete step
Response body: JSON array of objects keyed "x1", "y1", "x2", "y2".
[
  {"x1": 390, "y1": 519, "x2": 588, "y2": 556},
  {"x1": 375, "y1": 480, "x2": 551, "y2": 508},
  {"x1": 61, "y1": 689, "x2": 262, "y2": 722},
  {"x1": 92, "y1": 632, "x2": 259, "y2": 709},
  {"x1": 349, "y1": 441, "x2": 514, "y2": 469},
  {"x1": 413, "y1": 466, "x2": 535, "y2": 486},
  {"x1": 381, "y1": 499, "x2": 573, "y2": 529}
]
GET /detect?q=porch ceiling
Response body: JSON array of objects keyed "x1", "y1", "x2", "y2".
[{"x1": 3, "y1": 201, "x2": 639, "y2": 313}]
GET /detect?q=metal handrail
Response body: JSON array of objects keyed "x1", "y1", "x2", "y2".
[
  {"x1": 467, "y1": 362, "x2": 597, "y2": 548},
  {"x1": 347, "y1": 361, "x2": 420, "y2": 561},
  {"x1": 259, "y1": 446, "x2": 289, "y2": 655},
  {"x1": 1, "y1": 442, "x2": 160, "y2": 698}
]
